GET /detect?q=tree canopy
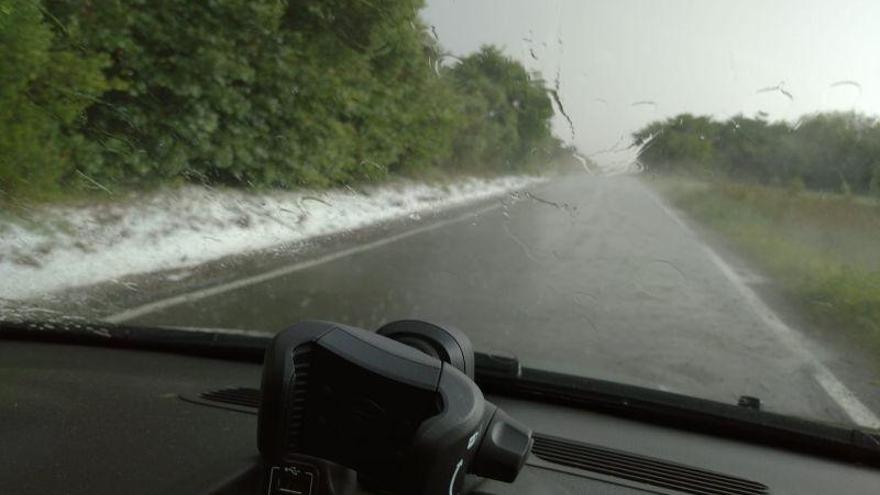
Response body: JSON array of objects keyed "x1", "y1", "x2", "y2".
[
  {"x1": 0, "y1": 0, "x2": 569, "y2": 201},
  {"x1": 634, "y1": 112, "x2": 880, "y2": 194}
]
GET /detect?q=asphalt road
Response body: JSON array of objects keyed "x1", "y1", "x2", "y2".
[{"x1": 120, "y1": 174, "x2": 878, "y2": 427}]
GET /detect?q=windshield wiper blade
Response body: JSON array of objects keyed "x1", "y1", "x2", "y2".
[
  {"x1": 474, "y1": 360, "x2": 880, "y2": 467},
  {"x1": 0, "y1": 318, "x2": 271, "y2": 363}
]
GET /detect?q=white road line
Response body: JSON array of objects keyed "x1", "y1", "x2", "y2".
[
  {"x1": 813, "y1": 367, "x2": 880, "y2": 428},
  {"x1": 650, "y1": 191, "x2": 880, "y2": 428},
  {"x1": 103, "y1": 201, "x2": 504, "y2": 324}
]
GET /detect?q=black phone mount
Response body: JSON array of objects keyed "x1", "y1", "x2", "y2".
[{"x1": 258, "y1": 320, "x2": 531, "y2": 495}]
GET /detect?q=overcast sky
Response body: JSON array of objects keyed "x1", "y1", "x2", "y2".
[{"x1": 422, "y1": 0, "x2": 880, "y2": 169}]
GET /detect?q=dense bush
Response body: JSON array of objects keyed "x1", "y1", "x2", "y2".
[
  {"x1": 634, "y1": 112, "x2": 880, "y2": 194},
  {"x1": 0, "y1": 0, "x2": 110, "y2": 199},
  {"x1": 0, "y1": 0, "x2": 567, "y2": 201},
  {"x1": 449, "y1": 46, "x2": 559, "y2": 172}
]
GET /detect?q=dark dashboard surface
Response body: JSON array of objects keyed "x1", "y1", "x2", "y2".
[{"x1": 2, "y1": 340, "x2": 878, "y2": 494}]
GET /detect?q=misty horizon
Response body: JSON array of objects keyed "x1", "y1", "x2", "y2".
[{"x1": 423, "y1": 0, "x2": 880, "y2": 170}]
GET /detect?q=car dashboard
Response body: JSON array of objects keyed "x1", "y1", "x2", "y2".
[{"x1": 2, "y1": 339, "x2": 878, "y2": 495}]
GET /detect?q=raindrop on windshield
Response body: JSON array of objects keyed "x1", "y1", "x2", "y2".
[
  {"x1": 824, "y1": 79, "x2": 862, "y2": 107},
  {"x1": 755, "y1": 81, "x2": 793, "y2": 101}
]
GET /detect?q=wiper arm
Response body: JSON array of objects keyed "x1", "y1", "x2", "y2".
[
  {"x1": 474, "y1": 359, "x2": 880, "y2": 467},
  {"x1": 475, "y1": 351, "x2": 522, "y2": 378}
]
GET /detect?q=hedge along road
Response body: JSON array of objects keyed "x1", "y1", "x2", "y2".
[{"x1": 105, "y1": 173, "x2": 880, "y2": 429}]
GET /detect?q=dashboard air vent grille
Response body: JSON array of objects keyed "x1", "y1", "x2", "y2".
[
  {"x1": 199, "y1": 387, "x2": 260, "y2": 409},
  {"x1": 284, "y1": 344, "x2": 313, "y2": 456},
  {"x1": 531, "y1": 433, "x2": 769, "y2": 495}
]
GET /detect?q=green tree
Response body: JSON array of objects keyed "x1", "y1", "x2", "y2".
[
  {"x1": 449, "y1": 46, "x2": 557, "y2": 172},
  {"x1": 633, "y1": 114, "x2": 718, "y2": 175},
  {"x1": 2, "y1": 1, "x2": 564, "y2": 202},
  {"x1": 0, "y1": 0, "x2": 108, "y2": 198},
  {"x1": 634, "y1": 110, "x2": 880, "y2": 194}
]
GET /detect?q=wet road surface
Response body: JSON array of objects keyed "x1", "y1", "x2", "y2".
[{"x1": 121, "y1": 174, "x2": 877, "y2": 426}]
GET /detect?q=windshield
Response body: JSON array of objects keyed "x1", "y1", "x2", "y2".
[{"x1": 2, "y1": 0, "x2": 879, "y2": 431}]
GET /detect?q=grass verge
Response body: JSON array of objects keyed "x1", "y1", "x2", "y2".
[{"x1": 650, "y1": 176, "x2": 880, "y2": 361}]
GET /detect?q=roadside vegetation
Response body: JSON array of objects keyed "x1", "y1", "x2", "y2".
[
  {"x1": 637, "y1": 113, "x2": 880, "y2": 358},
  {"x1": 634, "y1": 112, "x2": 880, "y2": 194},
  {"x1": 0, "y1": 0, "x2": 575, "y2": 204}
]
